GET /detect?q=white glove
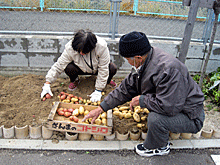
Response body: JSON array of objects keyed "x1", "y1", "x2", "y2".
[
  {"x1": 41, "y1": 83, "x2": 53, "y2": 99},
  {"x1": 89, "y1": 90, "x2": 102, "y2": 102}
]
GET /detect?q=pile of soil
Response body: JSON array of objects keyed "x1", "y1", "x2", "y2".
[
  {"x1": 0, "y1": 74, "x2": 219, "y2": 135},
  {"x1": 0, "y1": 74, "x2": 136, "y2": 134}
]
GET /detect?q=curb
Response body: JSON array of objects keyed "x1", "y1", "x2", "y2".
[{"x1": 0, "y1": 139, "x2": 220, "y2": 151}]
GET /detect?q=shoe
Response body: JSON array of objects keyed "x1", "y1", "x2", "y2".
[
  {"x1": 134, "y1": 142, "x2": 172, "y2": 157},
  {"x1": 68, "y1": 78, "x2": 80, "y2": 91},
  {"x1": 108, "y1": 80, "x2": 117, "y2": 88}
]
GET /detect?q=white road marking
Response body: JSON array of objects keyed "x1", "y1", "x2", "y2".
[{"x1": 211, "y1": 155, "x2": 220, "y2": 165}]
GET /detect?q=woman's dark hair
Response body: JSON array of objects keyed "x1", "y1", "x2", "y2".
[{"x1": 72, "y1": 29, "x2": 97, "y2": 54}]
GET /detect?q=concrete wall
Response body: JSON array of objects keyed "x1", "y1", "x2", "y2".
[{"x1": 0, "y1": 34, "x2": 220, "y2": 78}]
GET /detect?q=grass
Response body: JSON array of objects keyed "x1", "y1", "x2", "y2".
[{"x1": 0, "y1": 0, "x2": 208, "y2": 20}]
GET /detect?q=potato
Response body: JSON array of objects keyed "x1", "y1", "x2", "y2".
[
  {"x1": 69, "y1": 116, "x2": 79, "y2": 123},
  {"x1": 71, "y1": 98, "x2": 78, "y2": 102},
  {"x1": 79, "y1": 106, "x2": 84, "y2": 115},
  {"x1": 60, "y1": 94, "x2": 66, "y2": 100},
  {"x1": 72, "y1": 108, "x2": 79, "y2": 116},
  {"x1": 62, "y1": 99, "x2": 70, "y2": 103},
  {"x1": 143, "y1": 108, "x2": 150, "y2": 114},
  {"x1": 66, "y1": 96, "x2": 71, "y2": 101},
  {"x1": 84, "y1": 110, "x2": 89, "y2": 116},
  {"x1": 119, "y1": 112, "x2": 123, "y2": 119},
  {"x1": 112, "y1": 107, "x2": 119, "y2": 111},
  {"x1": 102, "y1": 118, "x2": 107, "y2": 126},
  {"x1": 113, "y1": 111, "x2": 120, "y2": 116},
  {"x1": 64, "y1": 112, "x2": 71, "y2": 118},
  {"x1": 119, "y1": 106, "x2": 129, "y2": 111},
  {"x1": 137, "y1": 123, "x2": 145, "y2": 128},
  {"x1": 122, "y1": 110, "x2": 128, "y2": 114},
  {"x1": 134, "y1": 106, "x2": 141, "y2": 113},
  {"x1": 101, "y1": 112, "x2": 107, "y2": 119},
  {"x1": 141, "y1": 116, "x2": 147, "y2": 121},
  {"x1": 124, "y1": 112, "x2": 132, "y2": 119},
  {"x1": 89, "y1": 118, "x2": 93, "y2": 123},
  {"x1": 58, "y1": 110, "x2": 64, "y2": 116},
  {"x1": 95, "y1": 119, "x2": 102, "y2": 125},
  {"x1": 56, "y1": 107, "x2": 64, "y2": 113},
  {"x1": 128, "y1": 110, "x2": 133, "y2": 114},
  {"x1": 133, "y1": 112, "x2": 140, "y2": 122},
  {"x1": 45, "y1": 93, "x2": 52, "y2": 99},
  {"x1": 67, "y1": 108, "x2": 74, "y2": 113}
]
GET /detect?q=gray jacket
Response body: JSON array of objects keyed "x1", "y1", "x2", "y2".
[{"x1": 100, "y1": 47, "x2": 204, "y2": 119}]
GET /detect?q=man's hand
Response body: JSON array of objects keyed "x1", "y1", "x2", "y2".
[
  {"x1": 130, "y1": 95, "x2": 140, "y2": 111},
  {"x1": 88, "y1": 90, "x2": 102, "y2": 102},
  {"x1": 41, "y1": 83, "x2": 53, "y2": 99},
  {"x1": 82, "y1": 106, "x2": 104, "y2": 124}
]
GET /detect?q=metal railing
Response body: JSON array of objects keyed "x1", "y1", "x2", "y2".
[{"x1": 0, "y1": 0, "x2": 219, "y2": 41}]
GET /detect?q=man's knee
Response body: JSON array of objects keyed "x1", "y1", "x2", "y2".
[{"x1": 147, "y1": 112, "x2": 165, "y2": 129}]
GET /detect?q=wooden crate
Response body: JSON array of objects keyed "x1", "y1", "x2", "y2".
[{"x1": 45, "y1": 102, "x2": 112, "y2": 135}]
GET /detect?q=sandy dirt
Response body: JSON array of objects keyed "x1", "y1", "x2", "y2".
[
  {"x1": 0, "y1": 74, "x2": 219, "y2": 134},
  {"x1": 0, "y1": 74, "x2": 140, "y2": 134}
]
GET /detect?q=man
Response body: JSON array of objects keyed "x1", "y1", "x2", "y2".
[
  {"x1": 41, "y1": 29, "x2": 117, "y2": 102},
  {"x1": 82, "y1": 31, "x2": 205, "y2": 157}
]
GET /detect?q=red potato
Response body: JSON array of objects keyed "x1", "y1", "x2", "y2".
[
  {"x1": 66, "y1": 96, "x2": 71, "y2": 101},
  {"x1": 69, "y1": 116, "x2": 79, "y2": 123},
  {"x1": 63, "y1": 108, "x2": 68, "y2": 112},
  {"x1": 45, "y1": 93, "x2": 51, "y2": 99},
  {"x1": 60, "y1": 94, "x2": 66, "y2": 100},
  {"x1": 69, "y1": 94, "x2": 74, "y2": 98},
  {"x1": 64, "y1": 112, "x2": 72, "y2": 117},
  {"x1": 56, "y1": 107, "x2": 64, "y2": 113},
  {"x1": 60, "y1": 92, "x2": 65, "y2": 95},
  {"x1": 58, "y1": 110, "x2": 64, "y2": 116},
  {"x1": 67, "y1": 108, "x2": 74, "y2": 113},
  {"x1": 78, "y1": 97, "x2": 83, "y2": 100},
  {"x1": 69, "y1": 116, "x2": 74, "y2": 121},
  {"x1": 42, "y1": 97, "x2": 46, "y2": 101}
]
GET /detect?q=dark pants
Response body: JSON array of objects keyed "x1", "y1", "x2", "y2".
[
  {"x1": 144, "y1": 110, "x2": 205, "y2": 149},
  {"x1": 64, "y1": 61, "x2": 117, "y2": 84}
]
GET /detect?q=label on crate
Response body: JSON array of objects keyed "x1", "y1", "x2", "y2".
[{"x1": 46, "y1": 120, "x2": 112, "y2": 135}]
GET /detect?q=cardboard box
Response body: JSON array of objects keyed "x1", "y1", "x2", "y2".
[{"x1": 46, "y1": 102, "x2": 112, "y2": 135}]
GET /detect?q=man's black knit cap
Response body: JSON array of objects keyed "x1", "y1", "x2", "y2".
[{"x1": 119, "y1": 31, "x2": 152, "y2": 57}]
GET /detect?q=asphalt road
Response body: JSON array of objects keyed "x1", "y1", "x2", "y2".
[
  {"x1": 0, "y1": 148, "x2": 219, "y2": 165},
  {"x1": 0, "y1": 10, "x2": 220, "y2": 41}
]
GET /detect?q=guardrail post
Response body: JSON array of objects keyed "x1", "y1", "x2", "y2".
[
  {"x1": 133, "y1": 0, "x2": 139, "y2": 15},
  {"x1": 202, "y1": 9, "x2": 214, "y2": 45},
  {"x1": 109, "y1": 0, "x2": 122, "y2": 39},
  {"x1": 40, "y1": 0, "x2": 44, "y2": 11},
  {"x1": 178, "y1": 0, "x2": 201, "y2": 63}
]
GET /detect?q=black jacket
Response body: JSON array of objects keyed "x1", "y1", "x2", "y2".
[{"x1": 100, "y1": 47, "x2": 204, "y2": 119}]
